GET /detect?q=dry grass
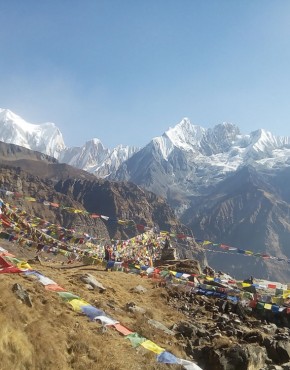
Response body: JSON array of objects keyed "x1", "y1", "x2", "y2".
[{"x1": 0, "y1": 240, "x2": 186, "y2": 370}]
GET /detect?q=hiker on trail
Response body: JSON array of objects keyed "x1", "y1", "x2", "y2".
[
  {"x1": 104, "y1": 245, "x2": 112, "y2": 262},
  {"x1": 104, "y1": 245, "x2": 114, "y2": 271}
]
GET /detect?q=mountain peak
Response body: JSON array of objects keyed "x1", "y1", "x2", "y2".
[
  {"x1": 0, "y1": 108, "x2": 29, "y2": 127},
  {"x1": 163, "y1": 118, "x2": 205, "y2": 152},
  {"x1": 248, "y1": 128, "x2": 290, "y2": 154},
  {"x1": 0, "y1": 108, "x2": 65, "y2": 157}
]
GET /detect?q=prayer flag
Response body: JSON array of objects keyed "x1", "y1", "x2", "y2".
[{"x1": 141, "y1": 340, "x2": 164, "y2": 354}]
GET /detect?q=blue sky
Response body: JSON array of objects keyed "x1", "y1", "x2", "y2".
[{"x1": 0, "y1": 1, "x2": 290, "y2": 148}]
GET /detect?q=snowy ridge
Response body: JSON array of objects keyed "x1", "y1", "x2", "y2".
[
  {"x1": 0, "y1": 108, "x2": 139, "y2": 177},
  {"x1": 0, "y1": 108, "x2": 66, "y2": 158},
  {"x1": 110, "y1": 118, "x2": 290, "y2": 213},
  {"x1": 1, "y1": 108, "x2": 290, "y2": 206},
  {"x1": 164, "y1": 118, "x2": 206, "y2": 152},
  {"x1": 150, "y1": 120, "x2": 290, "y2": 169}
]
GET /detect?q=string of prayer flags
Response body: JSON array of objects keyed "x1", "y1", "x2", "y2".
[
  {"x1": 0, "y1": 255, "x2": 12, "y2": 268},
  {"x1": 45, "y1": 284, "x2": 66, "y2": 292},
  {"x1": 94, "y1": 315, "x2": 119, "y2": 326},
  {"x1": 80, "y1": 306, "x2": 105, "y2": 320},
  {"x1": 125, "y1": 333, "x2": 146, "y2": 348},
  {"x1": 57, "y1": 291, "x2": 81, "y2": 301},
  {"x1": 157, "y1": 351, "x2": 180, "y2": 364},
  {"x1": 37, "y1": 275, "x2": 57, "y2": 286},
  {"x1": 113, "y1": 323, "x2": 134, "y2": 336},
  {"x1": 68, "y1": 299, "x2": 91, "y2": 312},
  {"x1": 177, "y1": 358, "x2": 203, "y2": 370},
  {"x1": 141, "y1": 340, "x2": 165, "y2": 354},
  {"x1": 0, "y1": 265, "x2": 23, "y2": 273}
]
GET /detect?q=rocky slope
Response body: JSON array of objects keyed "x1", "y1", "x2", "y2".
[
  {"x1": 183, "y1": 166, "x2": 290, "y2": 282},
  {"x1": 2, "y1": 239, "x2": 290, "y2": 370},
  {"x1": 0, "y1": 141, "x2": 187, "y2": 242}
]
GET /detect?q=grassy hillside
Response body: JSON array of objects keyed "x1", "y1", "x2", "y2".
[{"x1": 0, "y1": 240, "x2": 187, "y2": 370}]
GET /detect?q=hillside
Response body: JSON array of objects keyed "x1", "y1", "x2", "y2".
[
  {"x1": 3, "y1": 238, "x2": 290, "y2": 370},
  {"x1": 0, "y1": 141, "x2": 186, "y2": 242},
  {"x1": 183, "y1": 166, "x2": 290, "y2": 282},
  {"x1": 0, "y1": 240, "x2": 187, "y2": 370}
]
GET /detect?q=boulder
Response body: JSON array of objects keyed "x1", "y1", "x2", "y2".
[
  {"x1": 125, "y1": 302, "x2": 146, "y2": 314},
  {"x1": 12, "y1": 283, "x2": 32, "y2": 307},
  {"x1": 264, "y1": 338, "x2": 290, "y2": 364},
  {"x1": 131, "y1": 285, "x2": 147, "y2": 294},
  {"x1": 79, "y1": 273, "x2": 106, "y2": 292},
  {"x1": 147, "y1": 319, "x2": 175, "y2": 336},
  {"x1": 192, "y1": 344, "x2": 268, "y2": 370},
  {"x1": 173, "y1": 321, "x2": 196, "y2": 339}
]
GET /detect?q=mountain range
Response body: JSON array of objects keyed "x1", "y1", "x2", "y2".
[
  {"x1": 1, "y1": 108, "x2": 290, "y2": 281},
  {"x1": 2, "y1": 108, "x2": 290, "y2": 211}
]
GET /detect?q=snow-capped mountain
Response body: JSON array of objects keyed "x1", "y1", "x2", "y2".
[
  {"x1": 112, "y1": 118, "x2": 290, "y2": 213},
  {"x1": 3, "y1": 108, "x2": 290, "y2": 282},
  {"x1": 0, "y1": 108, "x2": 66, "y2": 158},
  {"x1": 59, "y1": 139, "x2": 139, "y2": 177},
  {"x1": 0, "y1": 109, "x2": 138, "y2": 177},
  {"x1": 1, "y1": 108, "x2": 290, "y2": 213}
]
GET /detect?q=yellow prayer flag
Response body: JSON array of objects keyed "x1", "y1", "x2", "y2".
[
  {"x1": 202, "y1": 240, "x2": 212, "y2": 246},
  {"x1": 264, "y1": 303, "x2": 272, "y2": 310},
  {"x1": 17, "y1": 261, "x2": 32, "y2": 270},
  {"x1": 24, "y1": 197, "x2": 36, "y2": 202},
  {"x1": 271, "y1": 297, "x2": 284, "y2": 305},
  {"x1": 141, "y1": 340, "x2": 164, "y2": 354},
  {"x1": 283, "y1": 290, "x2": 290, "y2": 298},
  {"x1": 205, "y1": 276, "x2": 214, "y2": 281},
  {"x1": 242, "y1": 282, "x2": 251, "y2": 287},
  {"x1": 68, "y1": 299, "x2": 90, "y2": 312},
  {"x1": 73, "y1": 209, "x2": 83, "y2": 214}
]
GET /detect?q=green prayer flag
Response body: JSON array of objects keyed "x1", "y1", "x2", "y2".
[
  {"x1": 57, "y1": 291, "x2": 80, "y2": 301},
  {"x1": 125, "y1": 333, "x2": 146, "y2": 348}
]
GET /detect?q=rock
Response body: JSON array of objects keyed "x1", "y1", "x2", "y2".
[
  {"x1": 12, "y1": 283, "x2": 32, "y2": 307},
  {"x1": 147, "y1": 319, "x2": 175, "y2": 336},
  {"x1": 125, "y1": 302, "x2": 146, "y2": 314},
  {"x1": 211, "y1": 332, "x2": 222, "y2": 338},
  {"x1": 263, "y1": 323, "x2": 278, "y2": 335},
  {"x1": 85, "y1": 284, "x2": 94, "y2": 290},
  {"x1": 196, "y1": 327, "x2": 208, "y2": 338},
  {"x1": 193, "y1": 336, "x2": 211, "y2": 346},
  {"x1": 131, "y1": 285, "x2": 147, "y2": 294},
  {"x1": 192, "y1": 344, "x2": 268, "y2": 370},
  {"x1": 264, "y1": 338, "x2": 290, "y2": 364},
  {"x1": 274, "y1": 334, "x2": 289, "y2": 341},
  {"x1": 243, "y1": 330, "x2": 264, "y2": 344},
  {"x1": 79, "y1": 273, "x2": 106, "y2": 292},
  {"x1": 107, "y1": 300, "x2": 116, "y2": 309},
  {"x1": 173, "y1": 322, "x2": 195, "y2": 338}
]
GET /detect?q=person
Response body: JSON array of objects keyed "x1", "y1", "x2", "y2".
[
  {"x1": 104, "y1": 245, "x2": 111, "y2": 262},
  {"x1": 104, "y1": 245, "x2": 112, "y2": 271}
]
